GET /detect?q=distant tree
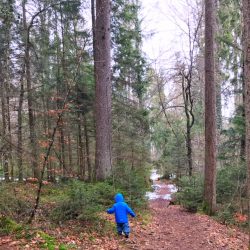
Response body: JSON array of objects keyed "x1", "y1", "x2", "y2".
[
  {"x1": 0, "y1": 0, "x2": 16, "y2": 182},
  {"x1": 112, "y1": 0, "x2": 147, "y2": 103},
  {"x1": 111, "y1": 0, "x2": 150, "y2": 171},
  {"x1": 204, "y1": 0, "x2": 217, "y2": 215},
  {"x1": 217, "y1": 0, "x2": 245, "y2": 159},
  {"x1": 22, "y1": 0, "x2": 40, "y2": 179},
  {"x1": 178, "y1": 8, "x2": 203, "y2": 176},
  {"x1": 0, "y1": 63, "x2": 10, "y2": 182}
]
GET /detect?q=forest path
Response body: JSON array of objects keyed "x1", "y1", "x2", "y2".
[{"x1": 123, "y1": 180, "x2": 249, "y2": 250}]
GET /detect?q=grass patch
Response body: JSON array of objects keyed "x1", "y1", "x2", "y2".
[
  {"x1": 0, "y1": 183, "x2": 33, "y2": 220},
  {"x1": 139, "y1": 210, "x2": 151, "y2": 226},
  {"x1": 0, "y1": 216, "x2": 23, "y2": 236},
  {"x1": 36, "y1": 231, "x2": 71, "y2": 250}
]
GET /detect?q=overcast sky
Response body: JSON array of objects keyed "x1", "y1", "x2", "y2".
[
  {"x1": 141, "y1": 0, "x2": 234, "y2": 118},
  {"x1": 141, "y1": 0, "x2": 192, "y2": 64}
]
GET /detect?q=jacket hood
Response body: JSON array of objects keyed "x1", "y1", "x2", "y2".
[{"x1": 115, "y1": 193, "x2": 124, "y2": 203}]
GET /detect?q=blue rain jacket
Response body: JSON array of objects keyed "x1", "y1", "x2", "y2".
[{"x1": 106, "y1": 193, "x2": 136, "y2": 223}]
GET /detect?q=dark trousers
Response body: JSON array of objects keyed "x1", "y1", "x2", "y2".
[{"x1": 116, "y1": 222, "x2": 130, "y2": 235}]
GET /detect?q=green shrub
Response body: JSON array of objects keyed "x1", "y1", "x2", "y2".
[
  {"x1": 216, "y1": 164, "x2": 246, "y2": 204},
  {"x1": 175, "y1": 175, "x2": 203, "y2": 212},
  {"x1": 111, "y1": 161, "x2": 151, "y2": 208},
  {"x1": 216, "y1": 205, "x2": 236, "y2": 225},
  {"x1": 39, "y1": 231, "x2": 57, "y2": 250},
  {"x1": 215, "y1": 164, "x2": 247, "y2": 226},
  {"x1": 51, "y1": 181, "x2": 116, "y2": 222},
  {"x1": 59, "y1": 244, "x2": 68, "y2": 250},
  {"x1": 52, "y1": 164, "x2": 149, "y2": 223},
  {"x1": 0, "y1": 216, "x2": 23, "y2": 236},
  {"x1": 37, "y1": 231, "x2": 69, "y2": 250},
  {"x1": 0, "y1": 184, "x2": 31, "y2": 220}
]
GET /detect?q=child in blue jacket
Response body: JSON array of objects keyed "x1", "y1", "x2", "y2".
[{"x1": 107, "y1": 193, "x2": 135, "y2": 238}]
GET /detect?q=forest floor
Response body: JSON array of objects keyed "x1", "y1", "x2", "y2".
[{"x1": 0, "y1": 180, "x2": 249, "y2": 249}]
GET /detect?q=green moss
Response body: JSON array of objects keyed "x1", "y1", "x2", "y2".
[
  {"x1": 138, "y1": 210, "x2": 151, "y2": 226},
  {"x1": 0, "y1": 216, "x2": 23, "y2": 235},
  {"x1": 38, "y1": 231, "x2": 57, "y2": 250},
  {"x1": 59, "y1": 244, "x2": 68, "y2": 250}
]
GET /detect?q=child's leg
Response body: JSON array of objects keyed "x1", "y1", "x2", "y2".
[
  {"x1": 116, "y1": 223, "x2": 123, "y2": 235},
  {"x1": 122, "y1": 223, "x2": 130, "y2": 238}
]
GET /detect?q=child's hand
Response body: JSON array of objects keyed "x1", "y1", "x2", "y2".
[{"x1": 107, "y1": 207, "x2": 115, "y2": 214}]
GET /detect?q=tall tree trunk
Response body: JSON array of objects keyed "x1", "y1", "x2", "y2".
[
  {"x1": 0, "y1": 64, "x2": 10, "y2": 182},
  {"x1": 77, "y1": 112, "x2": 85, "y2": 179},
  {"x1": 60, "y1": 126, "x2": 66, "y2": 176},
  {"x1": 91, "y1": 0, "x2": 96, "y2": 180},
  {"x1": 215, "y1": 0, "x2": 222, "y2": 132},
  {"x1": 0, "y1": 0, "x2": 14, "y2": 182},
  {"x1": 181, "y1": 75, "x2": 194, "y2": 176},
  {"x1": 93, "y1": 0, "x2": 112, "y2": 180},
  {"x1": 54, "y1": 9, "x2": 65, "y2": 176},
  {"x1": 186, "y1": 125, "x2": 193, "y2": 176},
  {"x1": 242, "y1": 0, "x2": 250, "y2": 246},
  {"x1": 17, "y1": 66, "x2": 25, "y2": 181},
  {"x1": 22, "y1": 0, "x2": 40, "y2": 179},
  {"x1": 83, "y1": 116, "x2": 92, "y2": 181},
  {"x1": 5, "y1": 31, "x2": 14, "y2": 181},
  {"x1": 204, "y1": 0, "x2": 217, "y2": 215},
  {"x1": 6, "y1": 82, "x2": 13, "y2": 181},
  {"x1": 240, "y1": 52, "x2": 246, "y2": 161},
  {"x1": 240, "y1": 3, "x2": 246, "y2": 162},
  {"x1": 59, "y1": 5, "x2": 67, "y2": 176},
  {"x1": 42, "y1": 92, "x2": 54, "y2": 182},
  {"x1": 240, "y1": 87, "x2": 246, "y2": 161},
  {"x1": 67, "y1": 132, "x2": 73, "y2": 174}
]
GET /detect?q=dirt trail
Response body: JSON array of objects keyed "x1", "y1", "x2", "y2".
[{"x1": 124, "y1": 181, "x2": 249, "y2": 250}]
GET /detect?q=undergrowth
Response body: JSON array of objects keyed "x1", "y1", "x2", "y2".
[{"x1": 175, "y1": 166, "x2": 248, "y2": 229}]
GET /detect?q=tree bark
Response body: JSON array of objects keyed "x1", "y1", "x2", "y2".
[
  {"x1": 241, "y1": 50, "x2": 246, "y2": 161},
  {"x1": 204, "y1": 0, "x2": 217, "y2": 215},
  {"x1": 93, "y1": 0, "x2": 112, "y2": 180},
  {"x1": 242, "y1": 0, "x2": 250, "y2": 246}
]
